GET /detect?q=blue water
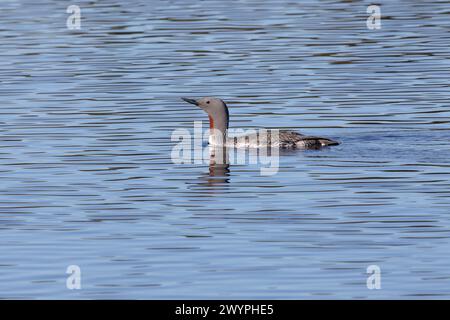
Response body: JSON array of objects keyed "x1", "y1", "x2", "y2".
[{"x1": 1, "y1": 0, "x2": 450, "y2": 299}]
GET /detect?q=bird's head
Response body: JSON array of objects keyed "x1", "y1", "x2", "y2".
[{"x1": 181, "y1": 97, "x2": 229, "y2": 130}]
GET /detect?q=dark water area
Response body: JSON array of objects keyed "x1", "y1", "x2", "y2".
[{"x1": 1, "y1": 0, "x2": 450, "y2": 298}]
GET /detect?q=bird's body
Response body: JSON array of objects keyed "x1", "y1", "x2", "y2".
[
  {"x1": 182, "y1": 97, "x2": 339, "y2": 149},
  {"x1": 221, "y1": 130, "x2": 338, "y2": 149}
]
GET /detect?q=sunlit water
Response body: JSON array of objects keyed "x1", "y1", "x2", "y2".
[{"x1": 1, "y1": 0, "x2": 450, "y2": 299}]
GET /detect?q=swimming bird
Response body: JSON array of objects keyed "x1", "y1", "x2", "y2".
[{"x1": 181, "y1": 97, "x2": 339, "y2": 149}]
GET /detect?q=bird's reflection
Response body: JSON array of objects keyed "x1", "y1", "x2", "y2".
[{"x1": 200, "y1": 145, "x2": 230, "y2": 186}]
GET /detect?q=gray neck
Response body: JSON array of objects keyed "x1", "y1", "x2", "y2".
[{"x1": 208, "y1": 104, "x2": 229, "y2": 145}]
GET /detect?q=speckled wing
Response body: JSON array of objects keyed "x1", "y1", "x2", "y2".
[{"x1": 279, "y1": 130, "x2": 339, "y2": 149}]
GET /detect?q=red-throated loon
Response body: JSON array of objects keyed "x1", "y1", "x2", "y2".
[{"x1": 181, "y1": 97, "x2": 339, "y2": 149}]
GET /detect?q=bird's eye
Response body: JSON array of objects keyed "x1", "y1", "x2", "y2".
[{"x1": 206, "y1": 101, "x2": 210, "y2": 104}]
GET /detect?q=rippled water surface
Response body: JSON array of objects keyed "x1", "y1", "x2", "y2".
[{"x1": 1, "y1": 0, "x2": 450, "y2": 299}]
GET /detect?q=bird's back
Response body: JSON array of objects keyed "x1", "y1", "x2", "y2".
[
  {"x1": 223, "y1": 130, "x2": 339, "y2": 149},
  {"x1": 279, "y1": 130, "x2": 339, "y2": 149}
]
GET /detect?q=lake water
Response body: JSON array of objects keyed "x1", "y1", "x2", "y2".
[{"x1": 1, "y1": 0, "x2": 450, "y2": 299}]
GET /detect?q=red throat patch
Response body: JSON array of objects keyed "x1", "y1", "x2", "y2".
[{"x1": 208, "y1": 115, "x2": 214, "y2": 129}]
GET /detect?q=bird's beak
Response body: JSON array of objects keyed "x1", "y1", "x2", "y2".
[{"x1": 181, "y1": 97, "x2": 199, "y2": 106}]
